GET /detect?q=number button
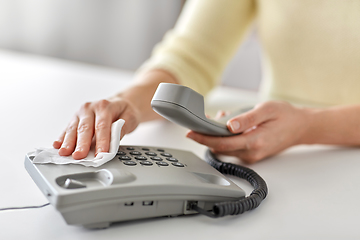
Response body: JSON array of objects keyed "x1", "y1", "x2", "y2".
[
  {"x1": 117, "y1": 151, "x2": 126, "y2": 155},
  {"x1": 172, "y1": 162, "x2": 184, "y2": 167},
  {"x1": 151, "y1": 156, "x2": 162, "y2": 161},
  {"x1": 140, "y1": 161, "x2": 153, "y2": 166},
  {"x1": 123, "y1": 161, "x2": 137, "y2": 166},
  {"x1": 156, "y1": 161, "x2": 169, "y2": 167},
  {"x1": 166, "y1": 157, "x2": 178, "y2": 162},
  {"x1": 130, "y1": 151, "x2": 142, "y2": 156},
  {"x1": 119, "y1": 155, "x2": 131, "y2": 160},
  {"x1": 161, "y1": 153, "x2": 172, "y2": 157},
  {"x1": 145, "y1": 152, "x2": 157, "y2": 156}
]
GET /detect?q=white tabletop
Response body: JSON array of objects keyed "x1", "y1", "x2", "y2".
[{"x1": 1, "y1": 50, "x2": 359, "y2": 240}]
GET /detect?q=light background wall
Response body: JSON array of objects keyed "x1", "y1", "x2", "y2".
[{"x1": 0, "y1": 0, "x2": 262, "y2": 90}]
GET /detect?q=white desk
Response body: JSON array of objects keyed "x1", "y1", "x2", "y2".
[{"x1": 1, "y1": 50, "x2": 359, "y2": 240}]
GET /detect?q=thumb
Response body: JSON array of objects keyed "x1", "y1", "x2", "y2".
[{"x1": 227, "y1": 103, "x2": 277, "y2": 133}]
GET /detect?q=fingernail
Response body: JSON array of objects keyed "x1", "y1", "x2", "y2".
[
  {"x1": 58, "y1": 146, "x2": 69, "y2": 155},
  {"x1": 186, "y1": 132, "x2": 194, "y2": 139},
  {"x1": 60, "y1": 145, "x2": 69, "y2": 151},
  {"x1": 96, "y1": 148, "x2": 103, "y2": 153},
  {"x1": 229, "y1": 121, "x2": 240, "y2": 132}
]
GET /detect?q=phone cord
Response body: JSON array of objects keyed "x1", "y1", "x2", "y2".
[{"x1": 190, "y1": 149, "x2": 268, "y2": 218}]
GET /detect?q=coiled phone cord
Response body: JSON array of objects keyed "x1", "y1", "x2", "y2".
[{"x1": 190, "y1": 149, "x2": 268, "y2": 218}]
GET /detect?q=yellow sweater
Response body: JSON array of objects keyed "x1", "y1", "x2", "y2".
[{"x1": 139, "y1": 0, "x2": 360, "y2": 106}]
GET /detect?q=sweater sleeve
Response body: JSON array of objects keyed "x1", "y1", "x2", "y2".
[{"x1": 137, "y1": 0, "x2": 256, "y2": 96}]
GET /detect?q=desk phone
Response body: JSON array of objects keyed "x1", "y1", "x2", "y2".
[
  {"x1": 25, "y1": 83, "x2": 267, "y2": 229},
  {"x1": 25, "y1": 146, "x2": 247, "y2": 229}
]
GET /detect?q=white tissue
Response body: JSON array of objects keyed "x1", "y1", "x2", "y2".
[{"x1": 30, "y1": 119, "x2": 125, "y2": 167}]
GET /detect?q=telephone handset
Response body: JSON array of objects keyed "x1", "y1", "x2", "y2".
[{"x1": 151, "y1": 83, "x2": 252, "y2": 136}]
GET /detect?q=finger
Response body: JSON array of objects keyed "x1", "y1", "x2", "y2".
[
  {"x1": 211, "y1": 148, "x2": 263, "y2": 164},
  {"x1": 212, "y1": 124, "x2": 282, "y2": 163},
  {"x1": 94, "y1": 113, "x2": 113, "y2": 156},
  {"x1": 53, "y1": 131, "x2": 65, "y2": 149},
  {"x1": 58, "y1": 117, "x2": 79, "y2": 156},
  {"x1": 214, "y1": 110, "x2": 227, "y2": 120},
  {"x1": 186, "y1": 131, "x2": 248, "y2": 152},
  {"x1": 227, "y1": 102, "x2": 278, "y2": 134},
  {"x1": 72, "y1": 115, "x2": 95, "y2": 160},
  {"x1": 116, "y1": 104, "x2": 140, "y2": 138},
  {"x1": 209, "y1": 148, "x2": 253, "y2": 164},
  {"x1": 93, "y1": 99, "x2": 137, "y2": 155}
]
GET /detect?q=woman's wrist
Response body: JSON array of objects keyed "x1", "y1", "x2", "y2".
[
  {"x1": 113, "y1": 69, "x2": 178, "y2": 122},
  {"x1": 297, "y1": 107, "x2": 322, "y2": 145},
  {"x1": 297, "y1": 105, "x2": 360, "y2": 146}
]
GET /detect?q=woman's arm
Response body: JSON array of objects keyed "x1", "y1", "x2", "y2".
[
  {"x1": 301, "y1": 105, "x2": 360, "y2": 145},
  {"x1": 139, "y1": 0, "x2": 256, "y2": 96}
]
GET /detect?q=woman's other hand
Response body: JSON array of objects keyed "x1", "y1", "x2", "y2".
[{"x1": 186, "y1": 101, "x2": 310, "y2": 163}]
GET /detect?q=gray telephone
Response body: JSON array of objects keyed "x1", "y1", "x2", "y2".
[{"x1": 25, "y1": 83, "x2": 267, "y2": 229}]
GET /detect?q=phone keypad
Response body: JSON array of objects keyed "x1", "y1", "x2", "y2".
[{"x1": 117, "y1": 146, "x2": 186, "y2": 168}]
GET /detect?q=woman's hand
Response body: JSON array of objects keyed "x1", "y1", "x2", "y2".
[
  {"x1": 186, "y1": 101, "x2": 310, "y2": 163},
  {"x1": 53, "y1": 97, "x2": 141, "y2": 160},
  {"x1": 52, "y1": 69, "x2": 179, "y2": 160}
]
